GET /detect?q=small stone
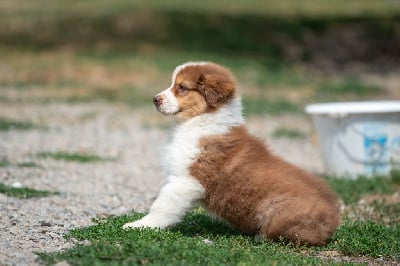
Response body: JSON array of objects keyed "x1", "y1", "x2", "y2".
[
  {"x1": 11, "y1": 182, "x2": 22, "y2": 188},
  {"x1": 49, "y1": 232, "x2": 62, "y2": 239},
  {"x1": 54, "y1": 261, "x2": 70, "y2": 266},
  {"x1": 96, "y1": 213, "x2": 111, "y2": 219},
  {"x1": 40, "y1": 221, "x2": 52, "y2": 227},
  {"x1": 319, "y1": 250, "x2": 340, "y2": 257},
  {"x1": 81, "y1": 240, "x2": 91, "y2": 246},
  {"x1": 202, "y1": 238, "x2": 213, "y2": 245}
]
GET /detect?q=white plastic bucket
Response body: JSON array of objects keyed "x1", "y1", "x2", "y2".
[{"x1": 305, "y1": 101, "x2": 400, "y2": 178}]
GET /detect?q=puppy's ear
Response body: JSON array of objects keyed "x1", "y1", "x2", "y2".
[
  {"x1": 197, "y1": 73, "x2": 235, "y2": 108},
  {"x1": 197, "y1": 73, "x2": 206, "y2": 87}
]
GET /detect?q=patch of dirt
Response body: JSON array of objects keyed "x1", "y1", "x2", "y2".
[{"x1": 316, "y1": 252, "x2": 400, "y2": 266}]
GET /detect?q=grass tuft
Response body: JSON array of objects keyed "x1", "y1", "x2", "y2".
[
  {"x1": 36, "y1": 152, "x2": 115, "y2": 163},
  {"x1": 272, "y1": 128, "x2": 306, "y2": 139},
  {"x1": 0, "y1": 159, "x2": 11, "y2": 167},
  {"x1": 0, "y1": 118, "x2": 36, "y2": 131},
  {"x1": 0, "y1": 160, "x2": 41, "y2": 168},
  {"x1": 332, "y1": 220, "x2": 400, "y2": 259},
  {"x1": 0, "y1": 183, "x2": 58, "y2": 199},
  {"x1": 16, "y1": 162, "x2": 41, "y2": 168}
]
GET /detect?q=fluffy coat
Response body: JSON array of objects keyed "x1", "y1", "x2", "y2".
[{"x1": 123, "y1": 62, "x2": 340, "y2": 246}]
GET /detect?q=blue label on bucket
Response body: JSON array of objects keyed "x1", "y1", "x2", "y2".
[{"x1": 363, "y1": 123, "x2": 388, "y2": 175}]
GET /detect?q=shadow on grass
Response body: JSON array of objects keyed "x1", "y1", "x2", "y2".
[
  {"x1": 68, "y1": 209, "x2": 241, "y2": 243},
  {"x1": 170, "y1": 209, "x2": 242, "y2": 238}
]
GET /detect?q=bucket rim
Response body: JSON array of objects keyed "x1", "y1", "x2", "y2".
[{"x1": 305, "y1": 101, "x2": 400, "y2": 115}]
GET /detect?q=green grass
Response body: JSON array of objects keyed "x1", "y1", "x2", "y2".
[
  {"x1": 16, "y1": 161, "x2": 41, "y2": 168},
  {"x1": 272, "y1": 128, "x2": 306, "y2": 139},
  {"x1": 36, "y1": 152, "x2": 115, "y2": 163},
  {"x1": 331, "y1": 220, "x2": 400, "y2": 259},
  {"x1": 0, "y1": 159, "x2": 11, "y2": 167},
  {"x1": 0, "y1": 159, "x2": 41, "y2": 168},
  {"x1": 39, "y1": 210, "x2": 343, "y2": 266},
  {"x1": 38, "y1": 209, "x2": 400, "y2": 265},
  {"x1": 0, "y1": 118, "x2": 36, "y2": 131},
  {"x1": 390, "y1": 169, "x2": 400, "y2": 184},
  {"x1": 0, "y1": 183, "x2": 58, "y2": 199},
  {"x1": 325, "y1": 176, "x2": 396, "y2": 205}
]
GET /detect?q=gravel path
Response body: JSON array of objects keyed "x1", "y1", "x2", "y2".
[{"x1": 0, "y1": 102, "x2": 323, "y2": 265}]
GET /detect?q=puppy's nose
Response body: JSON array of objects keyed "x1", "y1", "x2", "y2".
[{"x1": 153, "y1": 95, "x2": 163, "y2": 106}]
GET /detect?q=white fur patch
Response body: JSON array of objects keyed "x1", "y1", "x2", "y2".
[
  {"x1": 155, "y1": 88, "x2": 179, "y2": 115},
  {"x1": 163, "y1": 96, "x2": 244, "y2": 177}
]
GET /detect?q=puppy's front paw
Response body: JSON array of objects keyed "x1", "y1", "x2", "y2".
[{"x1": 122, "y1": 218, "x2": 159, "y2": 230}]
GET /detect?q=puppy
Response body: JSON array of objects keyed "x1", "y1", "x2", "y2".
[{"x1": 123, "y1": 62, "x2": 340, "y2": 246}]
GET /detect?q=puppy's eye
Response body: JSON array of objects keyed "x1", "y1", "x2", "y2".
[{"x1": 178, "y1": 84, "x2": 188, "y2": 90}]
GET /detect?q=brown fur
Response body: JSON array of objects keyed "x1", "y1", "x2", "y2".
[{"x1": 190, "y1": 126, "x2": 339, "y2": 245}]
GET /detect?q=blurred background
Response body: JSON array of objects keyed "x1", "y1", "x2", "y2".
[
  {"x1": 1, "y1": 0, "x2": 399, "y2": 111},
  {"x1": 1, "y1": 3, "x2": 400, "y2": 263}
]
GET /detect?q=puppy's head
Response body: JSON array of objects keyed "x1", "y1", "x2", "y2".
[{"x1": 153, "y1": 62, "x2": 236, "y2": 120}]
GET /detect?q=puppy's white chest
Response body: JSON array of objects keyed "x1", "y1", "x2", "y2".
[
  {"x1": 163, "y1": 127, "x2": 201, "y2": 178},
  {"x1": 162, "y1": 101, "x2": 244, "y2": 179}
]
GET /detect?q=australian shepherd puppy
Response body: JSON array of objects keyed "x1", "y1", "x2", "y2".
[{"x1": 123, "y1": 62, "x2": 340, "y2": 246}]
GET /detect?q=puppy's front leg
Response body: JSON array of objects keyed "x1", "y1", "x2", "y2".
[{"x1": 123, "y1": 177, "x2": 204, "y2": 230}]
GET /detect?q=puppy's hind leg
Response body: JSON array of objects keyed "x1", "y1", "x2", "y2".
[
  {"x1": 123, "y1": 177, "x2": 204, "y2": 230},
  {"x1": 259, "y1": 201, "x2": 339, "y2": 246}
]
